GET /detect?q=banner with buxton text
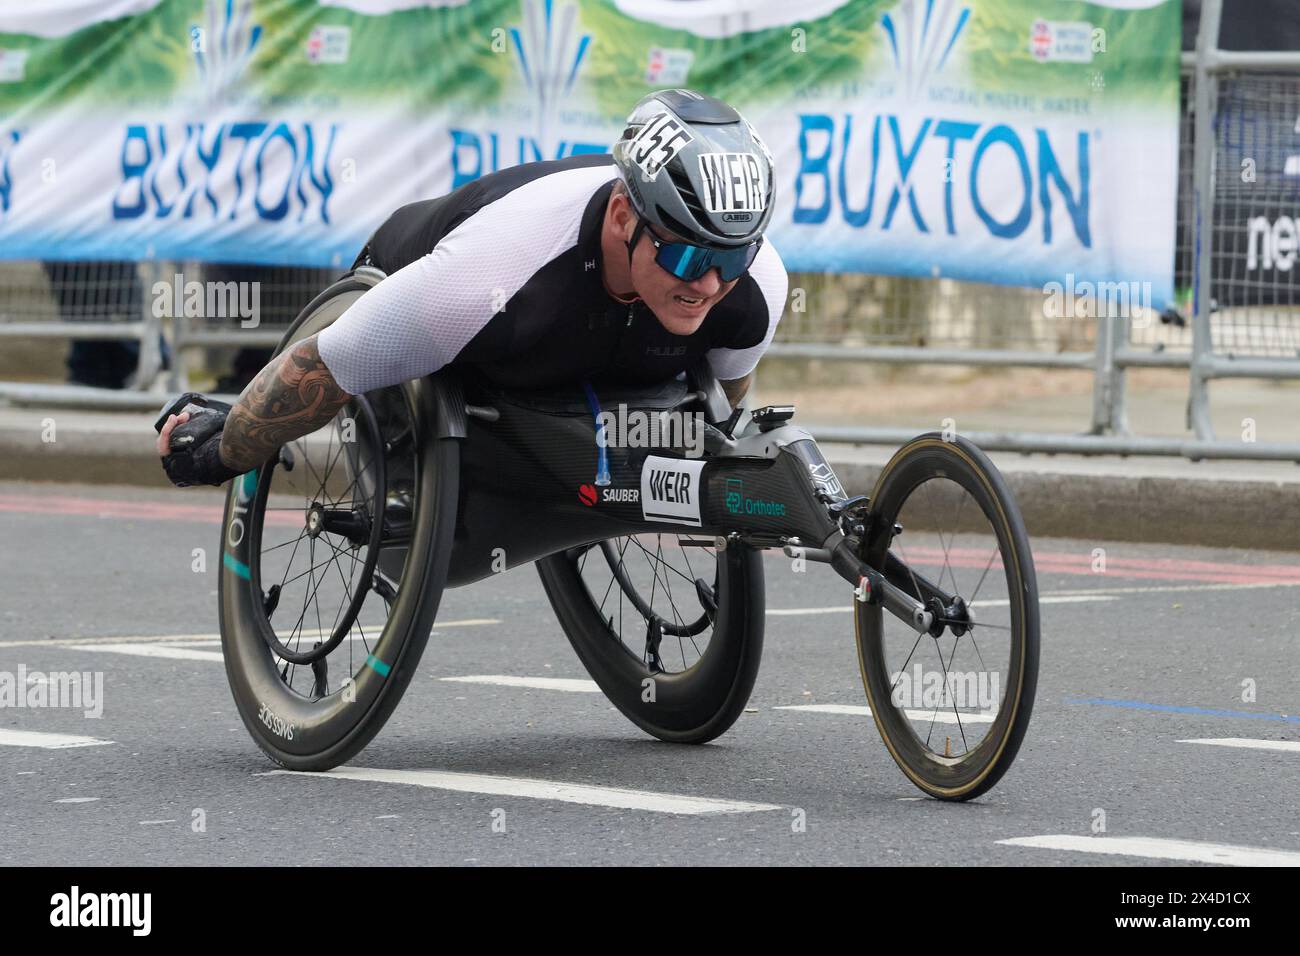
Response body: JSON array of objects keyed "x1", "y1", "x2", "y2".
[{"x1": 0, "y1": 0, "x2": 1180, "y2": 306}]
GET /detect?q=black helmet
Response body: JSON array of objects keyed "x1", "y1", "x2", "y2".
[{"x1": 612, "y1": 89, "x2": 775, "y2": 249}]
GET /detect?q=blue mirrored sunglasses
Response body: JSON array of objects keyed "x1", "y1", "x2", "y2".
[{"x1": 639, "y1": 219, "x2": 762, "y2": 283}]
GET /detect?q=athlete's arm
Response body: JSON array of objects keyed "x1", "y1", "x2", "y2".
[
  {"x1": 219, "y1": 335, "x2": 352, "y2": 472},
  {"x1": 719, "y1": 372, "x2": 752, "y2": 408},
  {"x1": 705, "y1": 242, "x2": 787, "y2": 403}
]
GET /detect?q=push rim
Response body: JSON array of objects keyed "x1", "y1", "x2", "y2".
[{"x1": 569, "y1": 533, "x2": 722, "y2": 673}]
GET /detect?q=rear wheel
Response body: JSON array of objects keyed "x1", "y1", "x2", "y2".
[
  {"x1": 537, "y1": 533, "x2": 764, "y2": 744},
  {"x1": 855, "y1": 433, "x2": 1039, "y2": 801}
]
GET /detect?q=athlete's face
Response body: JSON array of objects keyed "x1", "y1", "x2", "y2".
[{"x1": 609, "y1": 192, "x2": 739, "y2": 336}]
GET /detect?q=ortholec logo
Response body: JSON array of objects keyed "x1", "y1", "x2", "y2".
[
  {"x1": 724, "y1": 478, "x2": 786, "y2": 517},
  {"x1": 725, "y1": 479, "x2": 744, "y2": 513}
]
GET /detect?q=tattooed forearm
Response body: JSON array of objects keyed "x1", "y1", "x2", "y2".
[
  {"x1": 720, "y1": 373, "x2": 752, "y2": 409},
  {"x1": 219, "y1": 334, "x2": 353, "y2": 471}
]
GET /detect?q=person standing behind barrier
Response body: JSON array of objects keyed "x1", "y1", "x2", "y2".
[{"x1": 42, "y1": 260, "x2": 145, "y2": 389}]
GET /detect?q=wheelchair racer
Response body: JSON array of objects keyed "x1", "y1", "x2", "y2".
[{"x1": 158, "y1": 89, "x2": 788, "y2": 487}]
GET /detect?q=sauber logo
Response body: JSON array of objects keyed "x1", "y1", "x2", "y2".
[{"x1": 579, "y1": 484, "x2": 639, "y2": 506}]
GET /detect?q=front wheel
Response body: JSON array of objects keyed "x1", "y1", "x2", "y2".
[{"x1": 856, "y1": 433, "x2": 1039, "y2": 801}]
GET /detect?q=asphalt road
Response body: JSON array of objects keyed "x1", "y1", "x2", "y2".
[{"x1": 1, "y1": 480, "x2": 1298, "y2": 866}]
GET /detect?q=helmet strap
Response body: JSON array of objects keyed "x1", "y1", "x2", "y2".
[{"x1": 626, "y1": 214, "x2": 647, "y2": 269}]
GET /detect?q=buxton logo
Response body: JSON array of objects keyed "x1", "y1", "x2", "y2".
[{"x1": 880, "y1": 0, "x2": 971, "y2": 95}]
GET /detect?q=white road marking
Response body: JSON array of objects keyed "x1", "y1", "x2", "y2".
[
  {"x1": 262, "y1": 767, "x2": 785, "y2": 815},
  {"x1": 998, "y1": 835, "x2": 1300, "y2": 867},
  {"x1": 766, "y1": 595, "x2": 1115, "y2": 616},
  {"x1": 766, "y1": 607, "x2": 852, "y2": 616},
  {"x1": 76, "y1": 643, "x2": 225, "y2": 662},
  {"x1": 1179, "y1": 738, "x2": 1300, "y2": 754},
  {"x1": 0, "y1": 729, "x2": 113, "y2": 749},
  {"x1": 439, "y1": 675, "x2": 601, "y2": 693},
  {"x1": 0, "y1": 618, "x2": 500, "y2": 649},
  {"x1": 765, "y1": 581, "x2": 1300, "y2": 620},
  {"x1": 54, "y1": 797, "x2": 101, "y2": 804},
  {"x1": 775, "y1": 703, "x2": 996, "y2": 724}
]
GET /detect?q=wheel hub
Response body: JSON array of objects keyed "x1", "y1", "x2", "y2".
[
  {"x1": 305, "y1": 501, "x2": 326, "y2": 538},
  {"x1": 928, "y1": 594, "x2": 974, "y2": 638}
]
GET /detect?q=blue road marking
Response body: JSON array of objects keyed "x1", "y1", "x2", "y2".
[{"x1": 1068, "y1": 697, "x2": 1300, "y2": 724}]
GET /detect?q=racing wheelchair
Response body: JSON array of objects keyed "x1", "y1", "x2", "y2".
[{"x1": 215, "y1": 268, "x2": 1039, "y2": 801}]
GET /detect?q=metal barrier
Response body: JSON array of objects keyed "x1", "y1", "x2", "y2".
[
  {"x1": 0, "y1": 261, "x2": 336, "y2": 406},
  {"x1": 161, "y1": 262, "x2": 340, "y2": 393},
  {"x1": 774, "y1": 11, "x2": 1300, "y2": 461},
  {"x1": 1187, "y1": 2, "x2": 1300, "y2": 445}
]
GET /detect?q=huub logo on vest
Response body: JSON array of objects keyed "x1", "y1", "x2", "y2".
[
  {"x1": 49, "y1": 886, "x2": 151, "y2": 936},
  {"x1": 696, "y1": 152, "x2": 767, "y2": 217}
]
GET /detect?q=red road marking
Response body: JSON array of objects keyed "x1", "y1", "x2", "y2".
[
  {"x1": 841, "y1": 544, "x2": 1300, "y2": 585},
  {"x1": 0, "y1": 494, "x2": 298, "y2": 526},
  {"x1": 4, "y1": 494, "x2": 1299, "y2": 585}
]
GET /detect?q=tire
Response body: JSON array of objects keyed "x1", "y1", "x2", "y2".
[
  {"x1": 536, "y1": 537, "x2": 764, "y2": 744},
  {"x1": 855, "y1": 433, "x2": 1039, "y2": 801},
  {"x1": 218, "y1": 274, "x2": 459, "y2": 770}
]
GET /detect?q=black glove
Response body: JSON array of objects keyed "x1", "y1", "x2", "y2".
[{"x1": 160, "y1": 396, "x2": 242, "y2": 488}]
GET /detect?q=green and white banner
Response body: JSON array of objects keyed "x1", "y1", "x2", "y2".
[{"x1": 0, "y1": 0, "x2": 1181, "y2": 305}]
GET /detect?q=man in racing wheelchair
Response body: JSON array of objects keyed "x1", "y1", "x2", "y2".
[{"x1": 157, "y1": 89, "x2": 786, "y2": 487}]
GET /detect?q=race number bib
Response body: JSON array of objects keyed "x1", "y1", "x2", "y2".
[
  {"x1": 696, "y1": 152, "x2": 767, "y2": 214},
  {"x1": 626, "y1": 112, "x2": 693, "y2": 181},
  {"x1": 640, "y1": 455, "x2": 706, "y2": 526}
]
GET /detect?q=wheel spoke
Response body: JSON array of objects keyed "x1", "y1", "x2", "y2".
[
  {"x1": 967, "y1": 544, "x2": 1002, "y2": 606},
  {"x1": 583, "y1": 533, "x2": 713, "y2": 673}
]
